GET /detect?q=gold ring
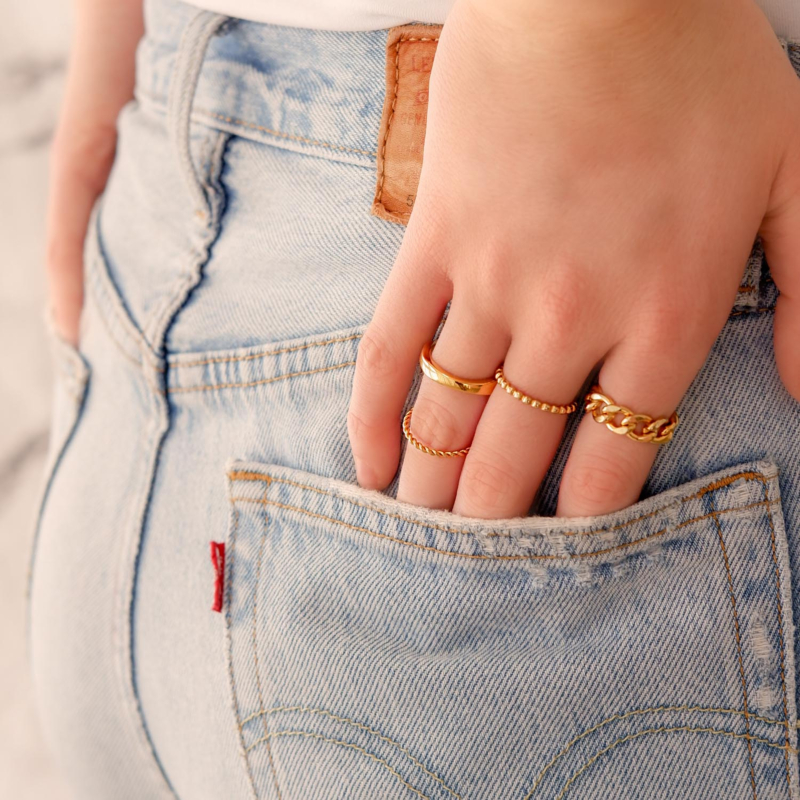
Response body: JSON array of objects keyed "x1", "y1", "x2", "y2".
[
  {"x1": 494, "y1": 368, "x2": 578, "y2": 414},
  {"x1": 584, "y1": 386, "x2": 679, "y2": 443},
  {"x1": 419, "y1": 341, "x2": 496, "y2": 395},
  {"x1": 402, "y1": 408, "x2": 471, "y2": 458}
]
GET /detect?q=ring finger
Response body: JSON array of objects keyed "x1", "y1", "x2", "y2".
[{"x1": 452, "y1": 337, "x2": 604, "y2": 519}]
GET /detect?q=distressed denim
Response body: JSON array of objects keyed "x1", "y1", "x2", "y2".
[{"x1": 28, "y1": 1, "x2": 800, "y2": 798}]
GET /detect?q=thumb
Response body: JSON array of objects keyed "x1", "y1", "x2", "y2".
[{"x1": 761, "y1": 126, "x2": 800, "y2": 402}]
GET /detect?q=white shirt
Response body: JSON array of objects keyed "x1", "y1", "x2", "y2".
[{"x1": 184, "y1": 0, "x2": 800, "y2": 37}]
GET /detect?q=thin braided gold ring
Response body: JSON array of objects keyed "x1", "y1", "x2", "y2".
[
  {"x1": 494, "y1": 368, "x2": 578, "y2": 415},
  {"x1": 402, "y1": 408, "x2": 471, "y2": 458}
]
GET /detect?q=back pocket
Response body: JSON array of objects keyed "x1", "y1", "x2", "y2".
[{"x1": 223, "y1": 458, "x2": 798, "y2": 800}]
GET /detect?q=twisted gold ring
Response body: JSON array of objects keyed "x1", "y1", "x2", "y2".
[
  {"x1": 402, "y1": 408, "x2": 471, "y2": 458},
  {"x1": 494, "y1": 368, "x2": 578, "y2": 414},
  {"x1": 584, "y1": 386, "x2": 679, "y2": 444},
  {"x1": 419, "y1": 341, "x2": 497, "y2": 396}
]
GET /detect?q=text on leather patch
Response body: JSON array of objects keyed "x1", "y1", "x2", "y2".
[{"x1": 372, "y1": 24, "x2": 442, "y2": 225}]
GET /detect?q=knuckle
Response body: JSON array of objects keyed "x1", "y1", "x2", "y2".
[
  {"x1": 346, "y1": 407, "x2": 378, "y2": 448},
  {"x1": 458, "y1": 456, "x2": 521, "y2": 512},
  {"x1": 462, "y1": 238, "x2": 515, "y2": 308},
  {"x1": 356, "y1": 328, "x2": 398, "y2": 380},
  {"x1": 533, "y1": 263, "x2": 586, "y2": 345},
  {"x1": 410, "y1": 396, "x2": 463, "y2": 451},
  {"x1": 560, "y1": 452, "x2": 635, "y2": 515}
]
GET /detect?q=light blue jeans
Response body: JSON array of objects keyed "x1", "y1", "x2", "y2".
[{"x1": 28, "y1": 1, "x2": 800, "y2": 797}]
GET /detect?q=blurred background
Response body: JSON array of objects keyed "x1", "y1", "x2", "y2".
[{"x1": 0, "y1": 0, "x2": 73, "y2": 796}]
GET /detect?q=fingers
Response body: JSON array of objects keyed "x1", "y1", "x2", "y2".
[
  {"x1": 348, "y1": 247, "x2": 451, "y2": 490},
  {"x1": 557, "y1": 334, "x2": 706, "y2": 517},
  {"x1": 450, "y1": 339, "x2": 598, "y2": 519},
  {"x1": 396, "y1": 299, "x2": 508, "y2": 510}
]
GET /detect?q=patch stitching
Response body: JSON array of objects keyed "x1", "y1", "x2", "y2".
[{"x1": 373, "y1": 32, "x2": 440, "y2": 223}]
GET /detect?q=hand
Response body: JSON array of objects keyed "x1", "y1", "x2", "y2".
[
  {"x1": 45, "y1": 0, "x2": 143, "y2": 346},
  {"x1": 348, "y1": 0, "x2": 800, "y2": 518}
]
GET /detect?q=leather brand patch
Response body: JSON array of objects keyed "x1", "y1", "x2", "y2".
[{"x1": 372, "y1": 24, "x2": 442, "y2": 226}]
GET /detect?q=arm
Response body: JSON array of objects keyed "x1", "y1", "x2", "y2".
[{"x1": 46, "y1": 0, "x2": 143, "y2": 345}]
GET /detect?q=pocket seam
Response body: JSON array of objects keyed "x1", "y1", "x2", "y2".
[
  {"x1": 229, "y1": 493, "x2": 776, "y2": 563},
  {"x1": 225, "y1": 502, "x2": 260, "y2": 800},
  {"x1": 167, "y1": 358, "x2": 356, "y2": 395},
  {"x1": 228, "y1": 469, "x2": 778, "y2": 542},
  {"x1": 763, "y1": 479, "x2": 794, "y2": 792},
  {"x1": 554, "y1": 725, "x2": 793, "y2": 800},
  {"x1": 171, "y1": 332, "x2": 362, "y2": 369},
  {"x1": 251, "y1": 478, "x2": 283, "y2": 797}
]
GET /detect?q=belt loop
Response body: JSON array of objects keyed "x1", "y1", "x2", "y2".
[{"x1": 167, "y1": 10, "x2": 231, "y2": 219}]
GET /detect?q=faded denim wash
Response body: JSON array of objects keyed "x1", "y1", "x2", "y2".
[{"x1": 28, "y1": 1, "x2": 800, "y2": 798}]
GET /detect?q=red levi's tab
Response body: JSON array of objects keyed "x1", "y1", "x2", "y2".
[{"x1": 210, "y1": 541, "x2": 225, "y2": 613}]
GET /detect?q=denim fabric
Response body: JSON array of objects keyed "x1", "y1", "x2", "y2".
[{"x1": 28, "y1": 1, "x2": 800, "y2": 798}]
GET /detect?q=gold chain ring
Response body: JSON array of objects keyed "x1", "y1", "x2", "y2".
[{"x1": 584, "y1": 386, "x2": 679, "y2": 444}]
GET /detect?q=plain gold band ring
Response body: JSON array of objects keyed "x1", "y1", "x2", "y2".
[{"x1": 419, "y1": 341, "x2": 497, "y2": 396}]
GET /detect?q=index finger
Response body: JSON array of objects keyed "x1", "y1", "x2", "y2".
[{"x1": 348, "y1": 252, "x2": 451, "y2": 490}]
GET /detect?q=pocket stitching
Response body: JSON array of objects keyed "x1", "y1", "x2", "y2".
[
  {"x1": 173, "y1": 333, "x2": 362, "y2": 368},
  {"x1": 764, "y1": 480, "x2": 794, "y2": 792},
  {"x1": 554, "y1": 725, "x2": 795, "y2": 800},
  {"x1": 710, "y1": 493, "x2": 758, "y2": 798},
  {"x1": 248, "y1": 730, "x2": 431, "y2": 799},
  {"x1": 166, "y1": 359, "x2": 356, "y2": 394},
  {"x1": 230, "y1": 469, "x2": 778, "y2": 540},
  {"x1": 240, "y1": 705, "x2": 463, "y2": 800},
  {"x1": 250, "y1": 477, "x2": 283, "y2": 798},
  {"x1": 225, "y1": 502, "x2": 259, "y2": 799},
  {"x1": 524, "y1": 704, "x2": 794, "y2": 799},
  {"x1": 231, "y1": 495, "x2": 676, "y2": 561}
]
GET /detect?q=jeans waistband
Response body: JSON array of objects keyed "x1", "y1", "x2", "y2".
[
  {"x1": 138, "y1": 0, "x2": 392, "y2": 170},
  {"x1": 136, "y1": 0, "x2": 800, "y2": 316}
]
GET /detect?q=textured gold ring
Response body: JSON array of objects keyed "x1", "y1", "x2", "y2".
[
  {"x1": 419, "y1": 341, "x2": 497, "y2": 396},
  {"x1": 494, "y1": 368, "x2": 578, "y2": 414},
  {"x1": 584, "y1": 386, "x2": 679, "y2": 444},
  {"x1": 402, "y1": 408, "x2": 470, "y2": 458}
]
